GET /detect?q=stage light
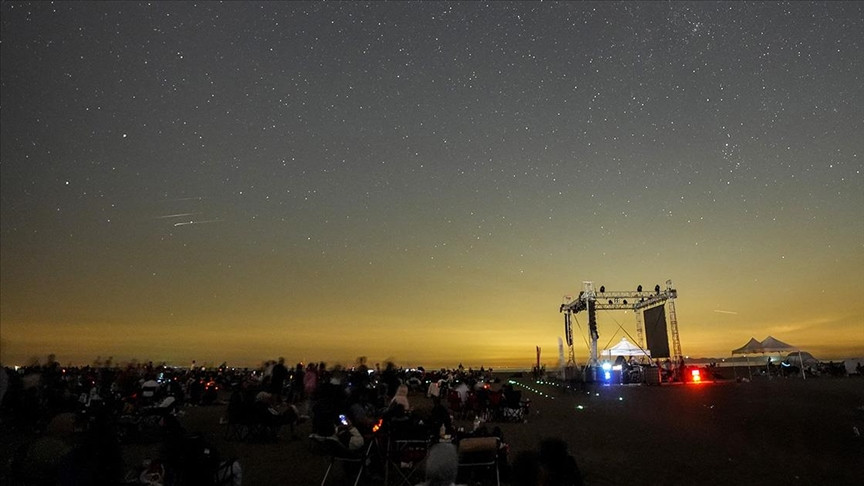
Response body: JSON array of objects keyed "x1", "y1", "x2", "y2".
[
  {"x1": 655, "y1": 284, "x2": 661, "y2": 293},
  {"x1": 608, "y1": 300, "x2": 613, "y2": 305},
  {"x1": 600, "y1": 285, "x2": 605, "y2": 293},
  {"x1": 691, "y1": 369, "x2": 701, "y2": 383},
  {"x1": 622, "y1": 300, "x2": 627, "y2": 305},
  {"x1": 637, "y1": 285, "x2": 642, "y2": 292}
]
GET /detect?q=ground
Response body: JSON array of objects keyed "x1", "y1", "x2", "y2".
[
  {"x1": 3, "y1": 374, "x2": 863, "y2": 485},
  {"x1": 134, "y1": 375, "x2": 864, "y2": 485}
]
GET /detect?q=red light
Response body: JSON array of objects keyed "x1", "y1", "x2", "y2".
[{"x1": 691, "y1": 369, "x2": 701, "y2": 383}]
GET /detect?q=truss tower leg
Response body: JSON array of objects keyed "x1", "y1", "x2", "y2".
[{"x1": 668, "y1": 300, "x2": 682, "y2": 363}]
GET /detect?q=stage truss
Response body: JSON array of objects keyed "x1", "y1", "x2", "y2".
[{"x1": 560, "y1": 280, "x2": 681, "y2": 367}]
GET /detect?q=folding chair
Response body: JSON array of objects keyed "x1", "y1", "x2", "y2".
[
  {"x1": 457, "y1": 436, "x2": 500, "y2": 486},
  {"x1": 447, "y1": 390, "x2": 464, "y2": 419},
  {"x1": 502, "y1": 390, "x2": 526, "y2": 422},
  {"x1": 385, "y1": 416, "x2": 432, "y2": 486},
  {"x1": 309, "y1": 434, "x2": 373, "y2": 486},
  {"x1": 386, "y1": 438, "x2": 429, "y2": 486},
  {"x1": 487, "y1": 390, "x2": 503, "y2": 422}
]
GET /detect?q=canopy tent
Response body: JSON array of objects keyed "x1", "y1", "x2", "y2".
[
  {"x1": 759, "y1": 336, "x2": 797, "y2": 353},
  {"x1": 731, "y1": 337, "x2": 763, "y2": 355},
  {"x1": 731, "y1": 336, "x2": 804, "y2": 379},
  {"x1": 602, "y1": 337, "x2": 651, "y2": 359}
]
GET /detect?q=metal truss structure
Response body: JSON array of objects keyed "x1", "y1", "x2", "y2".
[{"x1": 559, "y1": 280, "x2": 681, "y2": 367}]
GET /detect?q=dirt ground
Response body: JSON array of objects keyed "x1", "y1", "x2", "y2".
[{"x1": 132, "y1": 375, "x2": 864, "y2": 485}]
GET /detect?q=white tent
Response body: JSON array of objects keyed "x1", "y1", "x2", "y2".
[
  {"x1": 759, "y1": 336, "x2": 797, "y2": 353},
  {"x1": 731, "y1": 336, "x2": 805, "y2": 380},
  {"x1": 602, "y1": 337, "x2": 651, "y2": 358},
  {"x1": 731, "y1": 337, "x2": 763, "y2": 355}
]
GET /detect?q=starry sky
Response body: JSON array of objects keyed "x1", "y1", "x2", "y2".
[{"x1": 1, "y1": 1, "x2": 862, "y2": 369}]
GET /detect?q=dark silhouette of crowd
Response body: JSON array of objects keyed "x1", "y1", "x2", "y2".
[
  {"x1": 0, "y1": 356, "x2": 244, "y2": 484},
  {"x1": 0, "y1": 355, "x2": 590, "y2": 485}
]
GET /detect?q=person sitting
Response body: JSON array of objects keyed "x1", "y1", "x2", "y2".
[
  {"x1": 512, "y1": 438, "x2": 583, "y2": 486},
  {"x1": 333, "y1": 415, "x2": 364, "y2": 452},
  {"x1": 429, "y1": 396, "x2": 454, "y2": 439},
  {"x1": 251, "y1": 390, "x2": 301, "y2": 439},
  {"x1": 390, "y1": 384, "x2": 411, "y2": 412},
  {"x1": 347, "y1": 388, "x2": 378, "y2": 435},
  {"x1": 416, "y1": 442, "x2": 463, "y2": 486}
]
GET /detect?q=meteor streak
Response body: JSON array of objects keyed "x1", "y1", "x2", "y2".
[{"x1": 173, "y1": 219, "x2": 221, "y2": 227}]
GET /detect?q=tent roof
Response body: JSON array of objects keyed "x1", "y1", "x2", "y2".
[
  {"x1": 602, "y1": 337, "x2": 651, "y2": 357},
  {"x1": 759, "y1": 336, "x2": 797, "y2": 352},
  {"x1": 731, "y1": 337, "x2": 762, "y2": 355},
  {"x1": 732, "y1": 336, "x2": 799, "y2": 355}
]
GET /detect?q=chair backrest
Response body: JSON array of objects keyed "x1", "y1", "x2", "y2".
[
  {"x1": 458, "y1": 436, "x2": 499, "y2": 466},
  {"x1": 505, "y1": 389, "x2": 522, "y2": 407}
]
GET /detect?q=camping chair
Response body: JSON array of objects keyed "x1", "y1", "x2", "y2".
[
  {"x1": 223, "y1": 395, "x2": 252, "y2": 441},
  {"x1": 447, "y1": 390, "x2": 465, "y2": 419},
  {"x1": 501, "y1": 390, "x2": 527, "y2": 422},
  {"x1": 486, "y1": 390, "x2": 503, "y2": 422},
  {"x1": 466, "y1": 391, "x2": 483, "y2": 419},
  {"x1": 309, "y1": 434, "x2": 374, "y2": 486},
  {"x1": 457, "y1": 436, "x2": 501, "y2": 486},
  {"x1": 385, "y1": 438, "x2": 430, "y2": 486},
  {"x1": 385, "y1": 415, "x2": 432, "y2": 486}
]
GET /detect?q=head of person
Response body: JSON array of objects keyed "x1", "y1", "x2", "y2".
[{"x1": 424, "y1": 442, "x2": 458, "y2": 486}]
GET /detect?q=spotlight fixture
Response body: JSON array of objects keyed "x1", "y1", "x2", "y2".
[
  {"x1": 599, "y1": 285, "x2": 605, "y2": 293},
  {"x1": 655, "y1": 284, "x2": 661, "y2": 294},
  {"x1": 637, "y1": 285, "x2": 642, "y2": 292}
]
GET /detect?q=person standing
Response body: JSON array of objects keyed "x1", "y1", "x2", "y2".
[
  {"x1": 270, "y1": 358, "x2": 288, "y2": 401},
  {"x1": 302, "y1": 363, "x2": 318, "y2": 416}
]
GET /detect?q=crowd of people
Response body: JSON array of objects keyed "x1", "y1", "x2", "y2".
[{"x1": 0, "y1": 356, "x2": 584, "y2": 485}]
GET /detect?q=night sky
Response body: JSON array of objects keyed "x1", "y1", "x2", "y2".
[{"x1": 2, "y1": 2, "x2": 862, "y2": 369}]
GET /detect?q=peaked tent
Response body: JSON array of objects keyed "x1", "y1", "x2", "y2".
[
  {"x1": 732, "y1": 338, "x2": 763, "y2": 355},
  {"x1": 730, "y1": 336, "x2": 804, "y2": 380},
  {"x1": 602, "y1": 337, "x2": 651, "y2": 358},
  {"x1": 760, "y1": 336, "x2": 805, "y2": 379},
  {"x1": 759, "y1": 336, "x2": 796, "y2": 353},
  {"x1": 731, "y1": 337, "x2": 763, "y2": 380}
]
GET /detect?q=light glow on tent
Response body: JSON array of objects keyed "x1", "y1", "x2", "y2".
[{"x1": 691, "y1": 369, "x2": 701, "y2": 383}]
